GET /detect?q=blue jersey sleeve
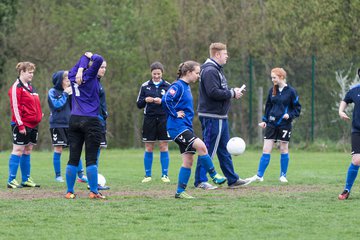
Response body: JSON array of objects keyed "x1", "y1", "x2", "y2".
[
  {"x1": 48, "y1": 88, "x2": 69, "y2": 110},
  {"x1": 288, "y1": 89, "x2": 301, "y2": 120},
  {"x1": 162, "y1": 83, "x2": 182, "y2": 118}
]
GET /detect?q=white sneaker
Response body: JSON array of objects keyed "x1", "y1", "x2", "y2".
[
  {"x1": 196, "y1": 182, "x2": 218, "y2": 190},
  {"x1": 141, "y1": 176, "x2": 152, "y2": 183},
  {"x1": 55, "y1": 176, "x2": 64, "y2": 182},
  {"x1": 244, "y1": 175, "x2": 264, "y2": 185},
  {"x1": 279, "y1": 176, "x2": 288, "y2": 183},
  {"x1": 161, "y1": 175, "x2": 170, "y2": 183}
]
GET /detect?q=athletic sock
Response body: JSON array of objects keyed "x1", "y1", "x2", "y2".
[
  {"x1": 177, "y1": 167, "x2": 191, "y2": 194},
  {"x1": 345, "y1": 163, "x2": 359, "y2": 192},
  {"x1": 20, "y1": 154, "x2": 31, "y2": 182},
  {"x1": 160, "y1": 151, "x2": 169, "y2": 176},
  {"x1": 144, "y1": 151, "x2": 153, "y2": 177},
  {"x1": 66, "y1": 164, "x2": 77, "y2": 193},
  {"x1": 280, "y1": 153, "x2": 289, "y2": 177},
  {"x1": 8, "y1": 154, "x2": 21, "y2": 182},
  {"x1": 257, "y1": 153, "x2": 271, "y2": 177},
  {"x1": 77, "y1": 159, "x2": 85, "y2": 178},
  {"x1": 53, "y1": 152, "x2": 61, "y2": 177},
  {"x1": 87, "y1": 165, "x2": 98, "y2": 194},
  {"x1": 198, "y1": 154, "x2": 217, "y2": 178}
]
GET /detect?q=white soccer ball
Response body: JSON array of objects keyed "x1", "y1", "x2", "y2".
[
  {"x1": 226, "y1": 137, "x2": 246, "y2": 155},
  {"x1": 98, "y1": 173, "x2": 106, "y2": 187}
]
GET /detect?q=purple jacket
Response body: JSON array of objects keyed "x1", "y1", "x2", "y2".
[{"x1": 68, "y1": 54, "x2": 103, "y2": 117}]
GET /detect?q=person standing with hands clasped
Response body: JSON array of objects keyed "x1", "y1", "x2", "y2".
[
  {"x1": 163, "y1": 61, "x2": 226, "y2": 199},
  {"x1": 65, "y1": 52, "x2": 105, "y2": 199},
  {"x1": 137, "y1": 62, "x2": 171, "y2": 183},
  {"x1": 195, "y1": 42, "x2": 248, "y2": 190},
  {"x1": 338, "y1": 72, "x2": 360, "y2": 200},
  {"x1": 7, "y1": 62, "x2": 43, "y2": 188},
  {"x1": 245, "y1": 67, "x2": 301, "y2": 184}
]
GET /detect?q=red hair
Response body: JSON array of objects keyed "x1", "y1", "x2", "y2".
[{"x1": 271, "y1": 67, "x2": 287, "y2": 96}]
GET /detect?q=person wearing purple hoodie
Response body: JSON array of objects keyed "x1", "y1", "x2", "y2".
[{"x1": 65, "y1": 52, "x2": 105, "y2": 199}]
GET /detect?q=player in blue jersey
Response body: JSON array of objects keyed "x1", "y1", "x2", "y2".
[
  {"x1": 65, "y1": 52, "x2": 105, "y2": 199},
  {"x1": 338, "y1": 74, "x2": 360, "y2": 200},
  {"x1": 195, "y1": 42, "x2": 248, "y2": 189},
  {"x1": 48, "y1": 70, "x2": 87, "y2": 183},
  {"x1": 163, "y1": 61, "x2": 227, "y2": 199},
  {"x1": 137, "y1": 62, "x2": 171, "y2": 183},
  {"x1": 245, "y1": 67, "x2": 301, "y2": 184}
]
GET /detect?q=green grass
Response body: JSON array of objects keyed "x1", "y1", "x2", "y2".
[{"x1": 0, "y1": 149, "x2": 358, "y2": 240}]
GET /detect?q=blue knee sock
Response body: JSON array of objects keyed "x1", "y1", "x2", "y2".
[
  {"x1": 160, "y1": 151, "x2": 169, "y2": 176},
  {"x1": 8, "y1": 154, "x2": 21, "y2": 182},
  {"x1": 53, "y1": 152, "x2": 61, "y2": 177},
  {"x1": 77, "y1": 159, "x2": 84, "y2": 178},
  {"x1": 280, "y1": 153, "x2": 289, "y2": 177},
  {"x1": 177, "y1": 167, "x2": 191, "y2": 194},
  {"x1": 345, "y1": 163, "x2": 359, "y2": 191},
  {"x1": 87, "y1": 165, "x2": 98, "y2": 194},
  {"x1": 198, "y1": 154, "x2": 217, "y2": 178},
  {"x1": 20, "y1": 154, "x2": 30, "y2": 182},
  {"x1": 257, "y1": 153, "x2": 271, "y2": 177},
  {"x1": 144, "y1": 152, "x2": 153, "y2": 177},
  {"x1": 66, "y1": 164, "x2": 77, "y2": 193}
]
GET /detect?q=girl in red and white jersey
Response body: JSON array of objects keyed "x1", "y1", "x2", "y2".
[{"x1": 7, "y1": 61, "x2": 43, "y2": 188}]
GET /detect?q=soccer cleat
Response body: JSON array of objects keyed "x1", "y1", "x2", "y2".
[
  {"x1": 196, "y1": 182, "x2": 218, "y2": 190},
  {"x1": 338, "y1": 190, "x2": 350, "y2": 200},
  {"x1": 65, "y1": 192, "x2": 76, "y2": 199},
  {"x1": 55, "y1": 176, "x2": 65, "y2": 183},
  {"x1": 7, "y1": 179, "x2": 23, "y2": 189},
  {"x1": 77, "y1": 175, "x2": 88, "y2": 183},
  {"x1": 141, "y1": 176, "x2": 152, "y2": 183},
  {"x1": 89, "y1": 192, "x2": 106, "y2": 199},
  {"x1": 244, "y1": 175, "x2": 264, "y2": 185},
  {"x1": 161, "y1": 175, "x2": 171, "y2": 183},
  {"x1": 228, "y1": 178, "x2": 249, "y2": 188},
  {"x1": 279, "y1": 176, "x2": 288, "y2": 183},
  {"x1": 21, "y1": 177, "x2": 40, "y2": 187},
  {"x1": 211, "y1": 173, "x2": 227, "y2": 185},
  {"x1": 175, "y1": 191, "x2": 195, "y2": 199}
]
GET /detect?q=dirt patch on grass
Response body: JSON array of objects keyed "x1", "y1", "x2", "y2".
[{"x1": 0, "y1": 185, "x2": 323, "y2": 200}]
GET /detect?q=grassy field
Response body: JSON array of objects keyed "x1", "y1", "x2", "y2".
[{"x1": 0, "y1": 148, "x2": 358, "y2": 240}]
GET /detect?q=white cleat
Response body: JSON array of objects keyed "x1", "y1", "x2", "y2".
[
  {"x1": 244, "y1": 175, "x2": 264, "y2": 185},
  {"x1": 141, "y1": 176, "x2": 152, "y2": 183},
  {"x1": 279, "y1": 176, "x2": 288, "y2": 183}
]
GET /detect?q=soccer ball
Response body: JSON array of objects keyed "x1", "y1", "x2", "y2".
[
  {"x1": 98, "y1": 173, "x2": 106, "y2": 187},
  {"x1": 226, "y1": 137, "x2": 246, "y2": 155}
]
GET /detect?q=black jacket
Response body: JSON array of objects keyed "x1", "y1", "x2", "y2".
[
  {"x1": 136, "y1": 79, "x2": 170, "y2": 117},
  {"x1": 197, "y1": 58, "x2": 234, "y2": 119}
]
